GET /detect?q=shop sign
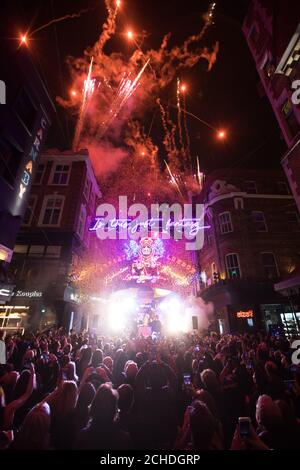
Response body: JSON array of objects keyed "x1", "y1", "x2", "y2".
[
  {"x1": 0, "y1": 284, "x2": 15, "y2": 303},
  {"x1": 13, "y1": 290, "x2": 43, "y2": 298},
  {"x1": 236, "y1": 310, "x2": 254, "y2": 318}
]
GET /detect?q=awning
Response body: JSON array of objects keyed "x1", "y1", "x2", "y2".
[{"x1": 274, "y1": 266, "x2": 300, "y2": 292}]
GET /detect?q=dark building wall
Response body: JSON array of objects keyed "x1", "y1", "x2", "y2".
[
  {"x1": 0, "y1": 44, "x2": 55, "y2": 259},
  {"x1": 243, "y1": 1, "x2": 300, "y2": 213}
]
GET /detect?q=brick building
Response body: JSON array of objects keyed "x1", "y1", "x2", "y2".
[
  {"x1": 197, "y1": 168, "x2": 300, "y2": 336},
  {"x1": 243, "y1": 0, "x2": 300, "y2": 212},
  {"x1": 1, "y1": 149, "x2": 101, "y2": 332}
]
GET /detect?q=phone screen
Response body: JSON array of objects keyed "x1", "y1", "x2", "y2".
[
  {"x1": 239, "y1": 417, "x2": 250, "y2": 438},
  {"x1": 183, "y1": 373, "x2": 191, "y2": 386}
]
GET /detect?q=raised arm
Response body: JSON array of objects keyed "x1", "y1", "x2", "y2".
[{"x1": 3, "y1": 363, "x2": 35, "y2": 430}]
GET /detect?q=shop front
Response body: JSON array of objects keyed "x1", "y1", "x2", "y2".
[
  {"x1": 0, "y1": 284, "x2": 84, "y2": 333},
  {"x1": 200, "y1": 279, "x2": 293, "y2": 335},
  {"x1": 0, "y1": 288, "x2": 44, "y2": 332}
]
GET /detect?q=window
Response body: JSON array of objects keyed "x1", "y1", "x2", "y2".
[
  {"x1": 28, "y1": 245, "x2": 45, "y2": 258},
  {"x1": 277, "y1": 181, "x2": 290, "y2": 195},
  {"x1": 225, "y1": 254, "x2": 241, "y2": 279},
  {"x1": 22, "y1": 196, "x2": 37, "y2": 226},
  {"x1": 14, "y1": 88, "x2": 37, "y2": 134},
  {"x1": 77, "y1": 204, "x2": 87, "y2": 240},
  {"x1": 45, "y1": 246, "x2": 61, "y2": 258},
  {"x1": 286, "y1": 212, "x2": 300, "y2": 230},
  {"x1": 219, "y1": 212, "x2": 233, "y2": 234},
  {"x1": 83, "y1": 177, "x2": 91, "y2": 201},
  {"x1": 14, "y1": 245, "x2": 28, "y2": 254},
  {"x1": 50, "y1": 164, "x2": 70, "y2": 185},
  {"x1": 39, "y1": 195, "x2": 64, "y2": 226},
  {"x1": 34, "y1": 164, "x2": 45, "y2": 184},
  {"x1": 252, "y1": 211, "x2": 267, "y2": 232},
  {"x1": 261, "y1": 252, "x2": 278, "y2": 279},
  {"x1": 234, "y1": 197, "x2": 244, "y2": 210},
  {"x1": 0, "y1": 136, "x2": 23, "y2": 187},
  {"x1": 211, "y1": 262, "x2": 217, "y2": 279},
  {"x1": 244, "y1": 181, "x2": 257, "y2": 194}
]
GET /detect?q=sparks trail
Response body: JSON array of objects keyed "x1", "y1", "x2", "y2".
[
  {"x1": 157, "y1": 99, "x2": 179, "y2": 168},
  {"x1": 183, "y1": 92, "x2": 191, "y2": 164},
  {"x1": 73, "y1": 57, "x2": 94, "y2": 151},
  {"x1": 30, "y1": 6, "x2": 97, "y2": 35},
  {"x1": 177, "y1": 78, "x2": 184, "y2": 156},
  {"x1": 59, "y1": 1, "x2": 218, "y2": 181},
  {"x1": 98, "y1": 59, "x2": 150, "y2": 138},
  {"x1": 197, "y1": 156, "x2": 203, "y2": 191},
  {"x1": 164, "y1": 160, "x2": 183, "y2": 198}
]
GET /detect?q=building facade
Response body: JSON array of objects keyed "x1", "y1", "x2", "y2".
[
  {"x1": 1, "y1": 149, "x2": 101, "y2": 332},
  {"x1": 0, "y1": 43, "x2": 55, "y2": 311},
  {"x1": 243, "y1": 0, "x2": 300, "y2": 213},
  {"x1": 197, "y1": 169, "x2": 300, "y2": 336}
]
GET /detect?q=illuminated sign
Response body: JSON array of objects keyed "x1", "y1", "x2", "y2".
[
  {"x1": 89, "y1": 217, "x2": 210, "y2": 238},
  {"x1": 0, "y1": 79, "x2": 5, "y2": 104},
  {"x1": 236, "y1": 310, "x2": 254, "y2": 318},
  {"x1": 0, "y1": 284, "x2": 15, "y2": 303},
  {"x1": 13, "y1": 290, "x2": 43, "y2": 298},
  {"x1": 18, "y1": 116, "x2": 48, "y2": 200},
  {"x1": 0, "y1": 244, "x2": 13, "y2": 263}
]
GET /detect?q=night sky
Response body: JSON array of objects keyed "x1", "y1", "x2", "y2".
[{"x1": 2, "y1": 0, "x2": 287, "y2": 174}]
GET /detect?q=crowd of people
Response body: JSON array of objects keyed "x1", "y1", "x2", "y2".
[{"x1": 0, "y1": 326, "x2": 300, "y2": 450}]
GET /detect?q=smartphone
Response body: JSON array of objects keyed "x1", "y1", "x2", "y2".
[
  {"x1": 183, "y1": 373, "x2": 191, "y2": 386},
  {"x1": 239, "y1": 417, "x2": 251, "y2": 438}
]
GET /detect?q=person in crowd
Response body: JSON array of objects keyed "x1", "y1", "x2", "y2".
[
  {"x1": 124, "y1": 361, "x2": 138, "y2": 387},
  {"x1": 175, "y1": 400, "x2": 222, "y2": 450},
  {"x1": 63, "y1": 382, "x2": 96, "y2": 449},
  {"x1": 0, "y1": 331, "x2": 6, "y2": 366},
  {"x1": 46, "y1": 380, "x2": 78, "y2": 449},
  {"x1": 255, "y1": 394, "x2": 284, "y2": 449},
  {"x1": 77, "y1": 383, "x2": 132, "y2": 450},
  {"x1": 0, "y1": 326, "x2": 299, "y2": 451},
  {"x1": 117, "y1": 383, "x2": 137, "y2": 442},
  {"x1": 10, "y1": 402, "x2": 51, "y2": 450}
]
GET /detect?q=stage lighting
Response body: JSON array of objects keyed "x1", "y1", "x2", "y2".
[
  {"x1": 107, "y1": 292, "x2": 137, "y2": 332},
  {"x1": 107, "y1": 302, "x2": 125, "y2": 332},
  {"x1": 159, "y1": 296, "x2": 182, "y2": 315}
]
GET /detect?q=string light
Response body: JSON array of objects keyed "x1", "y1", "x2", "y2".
[
  {"x1": 20, "y1": 34, "x2": 28, "y2": 46},
  {"x1": 217, "y1": 129, "x2": 226, "y2": 140}
]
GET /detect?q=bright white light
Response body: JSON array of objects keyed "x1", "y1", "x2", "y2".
[
  {"x1": 159, "y1": 295, "x2": 187, "y2": 334},
  {"x1": 159, "y1": 296, "x2": 182, "y2": 315},
  {"x1": 107, "y1": 292, "x2": 137, "y2": 332}
]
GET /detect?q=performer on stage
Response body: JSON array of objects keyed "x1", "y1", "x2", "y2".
[{"x1": 150, "y1": 314, "x2": 162, "y2": 336}]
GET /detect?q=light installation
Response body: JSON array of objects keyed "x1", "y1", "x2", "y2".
[{"x1": 124, "y1": 237, "x2": 165, "y2": 284}]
